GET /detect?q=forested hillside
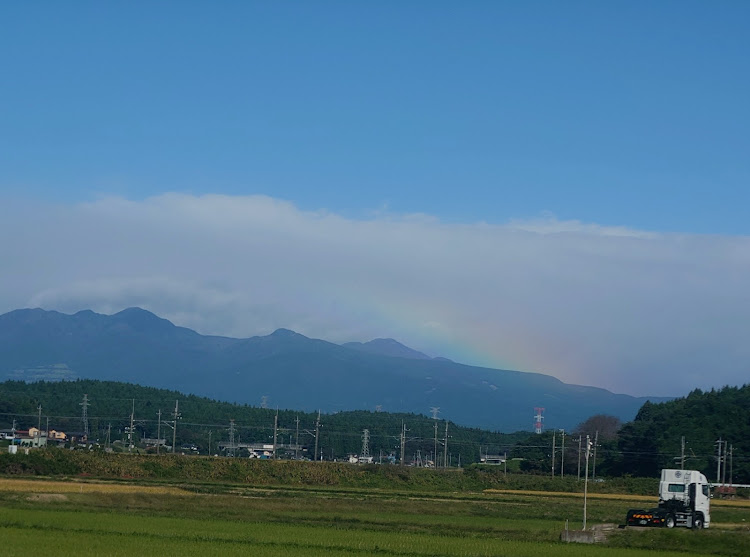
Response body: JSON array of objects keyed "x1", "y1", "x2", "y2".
[
  {"x1": 613, "y1": 385, "x2": 750, "y2": 482},
  {"x1": 0, "y1": 379, "x2": 526, "y2": 465}
]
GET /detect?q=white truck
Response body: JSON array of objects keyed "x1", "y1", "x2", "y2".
[{"x1": 626, "y1": 469, "x2": 710, "y2": 529}]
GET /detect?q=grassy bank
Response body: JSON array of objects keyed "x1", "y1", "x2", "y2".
[{"x1": 0, "y1": 448, "x2": 662, "y2": 495}]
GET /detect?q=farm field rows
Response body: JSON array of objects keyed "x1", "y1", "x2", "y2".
[{"x1": 0, "y1": 477, "x2": 748, "y2": 556}]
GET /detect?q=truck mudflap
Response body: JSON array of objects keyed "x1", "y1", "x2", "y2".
[{"x1": 626, "y1": 508, "x2": 668, "y2": 527}]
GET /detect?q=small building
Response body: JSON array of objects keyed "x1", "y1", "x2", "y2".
[
  {"x1": 143, "y1": 438, "x2": 167, "y2": 448},
  {"x1": 67, "y1": 432, "x2": 89, "y2": 445}
]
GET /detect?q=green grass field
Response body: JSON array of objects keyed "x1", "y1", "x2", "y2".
[{"x1": 0, "y1": 478, "x2": 748, "y2": 556}]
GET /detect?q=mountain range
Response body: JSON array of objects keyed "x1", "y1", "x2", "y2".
[{"x1": 0, "y1": 307, "x2": 668, "y2": 431}]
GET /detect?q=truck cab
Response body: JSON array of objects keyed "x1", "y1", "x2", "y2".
[
  {"x1": 658, "y1": 469, "x2": 710, "y2": 529},
  {"x1": 626, "y1": 469, "x2": 710, "y2": 529}
]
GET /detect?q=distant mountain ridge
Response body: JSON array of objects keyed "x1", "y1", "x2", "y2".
[
  {"x1": 0, "y1": 307, "x2": 669, "y2": 431},
  {"x1": 343, "y1": 338, "x2": 434, "y2": 360}
]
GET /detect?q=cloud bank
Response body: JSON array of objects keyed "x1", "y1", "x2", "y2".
[{"x1": 2, "y1": 193, "x2": 748, "y2": 397}]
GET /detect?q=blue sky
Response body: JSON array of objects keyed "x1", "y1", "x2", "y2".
[
  {"x1": 3, "y1": 2, "x2": 748, "y2": 231},
  {"x1": 1, "y1": 2, "x2": 749, "y2": 398}
]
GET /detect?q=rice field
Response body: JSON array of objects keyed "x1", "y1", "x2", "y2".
[{"x1": 0, "y1": 477, "x2": 747, "y2": 556}]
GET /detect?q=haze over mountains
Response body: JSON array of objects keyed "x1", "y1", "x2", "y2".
[{"x1": 0, "y1": 307, "x2": 668, "y2": 431}]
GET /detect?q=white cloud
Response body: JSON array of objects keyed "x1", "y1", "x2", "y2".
[{"x1": 2, "y1": 193, "x2": 749, "y2": 397}]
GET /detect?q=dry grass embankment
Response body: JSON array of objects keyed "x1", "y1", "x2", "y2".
[{"x1": 0, "y1": 477, "x2": 192, "y2": 496}]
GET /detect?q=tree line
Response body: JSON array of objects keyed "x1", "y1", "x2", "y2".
[{"x1": 2, "y1": 379, "x2": 747, "y2": 481}]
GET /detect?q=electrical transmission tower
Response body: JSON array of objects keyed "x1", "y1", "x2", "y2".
[
  {"x1": 228, "y1": 419, "x2": 236, "y2": 457},
  {"x1": 361, "y1": 429, "x2": 370, "y2": 461},
  {"x1": 80, "y1": 394, "x2": 90, "y2": 437},
  {"x1": 261, "y1": 396, "x2": 268, "y2": 409}
]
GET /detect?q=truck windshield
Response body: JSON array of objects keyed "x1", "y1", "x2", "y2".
[{"x1": 667, "y1": 484, "x2": 685, "y2": 493}]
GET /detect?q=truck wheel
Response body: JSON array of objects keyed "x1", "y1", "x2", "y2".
[
  {"x1": 693, "y1": 516, "x2": 704, "y2": 530},
  {"x1": 665, "y1": 515, "x2": 675, "y2": 528}
]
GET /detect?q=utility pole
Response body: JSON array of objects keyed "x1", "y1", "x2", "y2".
[
  {"x1": 37, "y1": 404, "x2": 42, "y2": 432},
  {"x1": 171, "y1": 400, "x2": 180, "y2": 453},
  {"x1": 552, "y1": 430, "x2": 556, "y2": 477},
  {"x1": 722, "y1": 440, "x2": 728, "y2": 486},
  {"x1": 560, "y1": 429, "x2": 565, "y2": 478},
  {"x1": 716, "y1": 439, "x2": 723, "y2": 484},
  {"x1": 314, "y1": 410, "x2": 321, "y2": 462},
  {"x1": 729, "y1": 445, "x2": 733, "y2": 485},
  {"x1": 208, "y1": 430, "x2": 212, "y2": 456},
  {"x1": 400, "y1": 422, "x2": 407, "y2": 466},
  {"x1": 430, "y1": 407, "x2": 439, "y2": 467},
  {"x1": 295, "y1": 415, "x2": 300, "y2": 460},
  {"x1": 106, "y1": 423, "x2": 111, "y2": 449},
  {"x1": 504, "y1": 451, "x2": 507, "y2": 477},
  {"x1": 156, "y1": 409, "x2": 162, "y2": 455},
  {"x1": 592, "y1": 431, "x2": 599, "y2": 480},
  {"x1": 128, "y1": 399, "x2": 135, "y2": 452},
  {"x1": 577, "y1": 436, "x2": 582, "y2": 480},
  {"x1": 434, "y1": 421, "x2": 438, "y2": 467},
  {"x1": 443, "y1": 421, "x2": 449, "y2": 468},
  {"x1": 680, "y1": 436, "x2": 685, "y2": 470},
  {"x1": 273, "y1": 410, "x2": 278, "y2": 460},
  {"x1": 80, "y1": 394, "x2": 90, "y2": 437}
]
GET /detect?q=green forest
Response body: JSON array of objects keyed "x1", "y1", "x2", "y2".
[
  {"x1": 511, "y1": 385, "x2": 750, "y2": 483},
  {"x1": 613, "y1": 385, "x2": 750, "y2": 482},
  {"x1": 0, "y1": 379, "x2": 526, "y2": 465}
]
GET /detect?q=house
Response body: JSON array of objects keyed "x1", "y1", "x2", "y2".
[{"x1": 48, "y1": 430, "x2": 67, "y2": 441}]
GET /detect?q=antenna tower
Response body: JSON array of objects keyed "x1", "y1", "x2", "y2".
[{"x1": 534, "y1": 407, "x2": 545, "y2": 434}]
